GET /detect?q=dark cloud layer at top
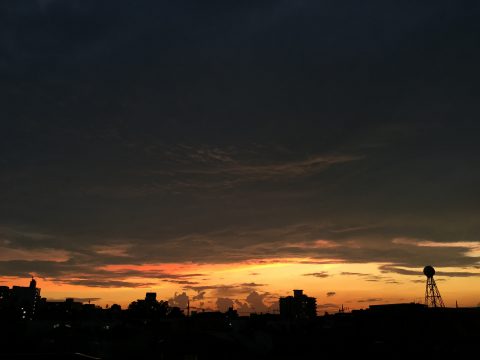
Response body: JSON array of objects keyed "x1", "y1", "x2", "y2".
[{"x1": 1, "y1": 1, "x2": 480, "y2": 283}]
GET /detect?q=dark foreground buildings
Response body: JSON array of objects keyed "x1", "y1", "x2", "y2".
[
  {"x1": 0, "y1": 277, "x2": 41, "y2": 320},
  {"x1": 279, "y1": 289, "x2": 316, "y2": 319},
  {"x1": 1, "y1": 282, "x2": 479, "y2": 360}
]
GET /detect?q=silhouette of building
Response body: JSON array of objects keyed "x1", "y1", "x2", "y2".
[
  {"x1": 145, "y1": 292, "x2": 157, "y2": 302},
  {"x1": 279, "y1": 289, "x2": 316, "y2": 319},
  {"x1": 1, "y1": 278, "x2": 41, "y2": 320},
  {"x1": 128, "y1": 292, "x2": 174, "y2": 319},
  {"x1": 0, "y1": 286, "x2": 10, "y2": 314},
  {"x1": 44, "y1": 297, "x2": 83, "y2": 313},
  {"x1": 366, "y1": 303, "x2": 427, "y2": 313},
  {"x1": 0, "y1": 286, "x2": 9, "y2": 301}
]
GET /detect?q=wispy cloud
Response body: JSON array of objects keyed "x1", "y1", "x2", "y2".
[
  {"x1": 61, "y1": 280, "x2": 155, "y2": 288},
  {"x1": 317, "y1": 303, "x2": 338, "y2": 310},
  {"x1": 357, "y1": 298, "x2": 383, "y2": 303},
  {"x1": 46, "y1": 297, "x2": 101, "y2": 303},
  {"x1": 184, "y1": 282, "x2": 268, "y2": 298},
  {"x1": 144, "y1": 145, "x2": 365, "y2": 190},
  {"x1": 176, "y1": 154, "x2": 363, "y2": 179},
  {"x1": 240, "y1": 282, "x2": 266, "y2": 287},
  {"x1": 380, "y1": 265, "x2": 480, "y2": 278},
  {"x1": 303, "y1": 272, "x2": 329, "y2": 278},
  {"x1": 1, "y1": 221, "x2": 479, "y2": 291},
  {"x1": 162, "y1": 279, "x2": 200, "y2": 285}
]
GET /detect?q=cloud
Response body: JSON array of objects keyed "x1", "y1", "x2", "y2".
[
  {"x1": 0, "y1": 258, "x2": 210, "y2": 293},
  {"x1": 234, "y1": 300, "x2": 252, "y2": 314},
  {"x1": 162, "y1": 279, "x2": 200, "y2": 285},
  {"x1": 240, "y1": 282, "x2": 266, "y2": 287},
  {"x1": 1, "y1": 223, "x2": 479, "y2": 290},
  {"x1": 0, "y1": 211, "x2": 478, "y2": 280},
  {"x1": 357, "y1": 298, "x2": 383, "y2": 303},
  {"x1": 411, "y1": 279, "x2": 445, "y2": 284},
  {"x1": 246, "y1": 291, "x2": 269, "y2": 313},
  {"x1": 168, "y1": 292, "x2": 189, "y2": 309},
  {"x1": 177, "y1": 154, "x2": 363, "y2": 180},
  {"x1": 216, "y1": 298, "x2": 234, "y2": 312},
  {"x1": 380, "y1": 265, "x2": 480, "y2": 278},
  {"x1": 47, "y1": 297, "x2": 101, "y2": 303},
  {"x1": 103, "y1": 145, "x2": 362, "y2": 194},
  {"x1": 340, "y1": 272, "x2": 368, "y2": 276},
  {"x1": 1, "y1": 218, "x2": 479, "y2": 295},
  {"x1": 184, "y1": 282, "x2": 269, "y2": 299},
  {"x1": 193, "y1": 291, "x2": 206, "y2": 301},
  {"x1": 230, "y1": 291, "x2": 275, "y2": 314},
  {"x1": 61, "y1": 280, "x2": 155, "y2": 288},
  {"x1": 0, "y1": 247, "x2": 70, "y2": 262},
  {"x1": 339, "y1": 272, "x2": 387, "y2": 283},
  {"x1": 330, "y1": 225, "x2": 381, "y2": 234},
  {"x1": 303, "y1": 272, "x2": 329, "y2": 278},
  {"x1": 184, "y1": 284, "x2": 239, "y2": 297},
  {"x1": 326, "y1": 292, "x2": 336, "y2": 297},
  {"x1": 317, "y1": 303, "x2": 338, "y2": 310},
  {"x1": 0, "y1": 0, "x2": 479, "y2": 305},
  {"x1": 385, "y1": 280, "x2": 401, "y2": 284}
]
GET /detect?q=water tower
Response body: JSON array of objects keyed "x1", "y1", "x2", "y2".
[{"x1": 423, "y1": 265, "x2": 445, "y2": 308}]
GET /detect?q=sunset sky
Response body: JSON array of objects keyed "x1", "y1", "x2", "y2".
[{"x1": 1, "y1": 1, "x2": 480, "y2": 312}]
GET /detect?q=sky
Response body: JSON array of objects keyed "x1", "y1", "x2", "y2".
[{"x1": 1, "y1": 0, "x2": 480, "y2": 312}]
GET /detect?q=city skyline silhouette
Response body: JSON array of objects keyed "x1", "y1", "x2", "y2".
[
  {"x1": 1, "y1": 276, "x2": 479, "y2": 359},
  {"x1": 0, "y1": 269, "x2": 473, "y2": 315}
]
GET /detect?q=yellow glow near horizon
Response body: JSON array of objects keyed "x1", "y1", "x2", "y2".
[{"x1": 1, "y1": 260, "x2": 479, "y2": 311}]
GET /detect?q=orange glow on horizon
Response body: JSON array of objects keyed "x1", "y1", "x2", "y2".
[{"x1": 1, "y1": 259, "x2": 479, "y2": 312}]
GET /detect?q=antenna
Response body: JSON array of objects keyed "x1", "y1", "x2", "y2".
[{"x1": 423, "y1": 265, "x2": 445, "y2": 308}]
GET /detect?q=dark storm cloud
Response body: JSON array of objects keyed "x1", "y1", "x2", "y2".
[
  {"x1": 0, "y1": 222, "x2": 479, "y2": 283},
  {"x1": 0, "y1": 259, "x2": 79, "y2": 278},
  {"x1": 1, "y1": 1, "x2": 480, "y2": 287}
]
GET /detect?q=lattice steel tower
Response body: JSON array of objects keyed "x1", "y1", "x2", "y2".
[{"x1": 423, "y1": 265, "x2": 445, "y2": 308}]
